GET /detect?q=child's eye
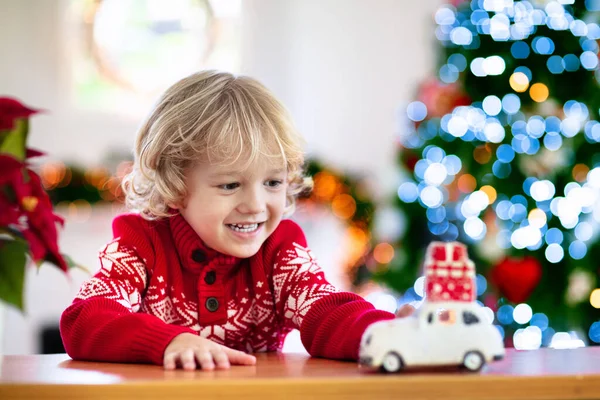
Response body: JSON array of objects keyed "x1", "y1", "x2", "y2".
[
  {"x1": 265, "y1": 180, "x2": 283, "y2": 188},
  {"x1": 218, "y1": 182, "x2": 240, "y2": 191}
]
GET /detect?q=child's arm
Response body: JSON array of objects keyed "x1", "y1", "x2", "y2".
[
  {"x1": 60, "y1": 215, "x2": 194, "y2": 365},
  {"x1": 270, "y1": 220, "x2": 395, "y2": 361}
]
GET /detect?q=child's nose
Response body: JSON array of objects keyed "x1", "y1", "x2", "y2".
[{"x1": 238, "y1": 188, "x2": 265, "y2": 214}]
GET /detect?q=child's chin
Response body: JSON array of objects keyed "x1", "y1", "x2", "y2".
[{"x1": 227, "y1": 245, "x2": 262, "y2": 259}]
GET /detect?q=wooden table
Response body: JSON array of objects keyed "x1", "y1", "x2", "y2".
[{"x1": 1, "y1": 348, "x2": 600, "y2": 400}]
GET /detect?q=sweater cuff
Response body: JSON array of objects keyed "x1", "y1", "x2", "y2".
[
  {"x1": 130, "y1": 320, "x2": 196, "y2": 365},
  {"x1": 300, "y1": 292, "x2": 395, "y2": 360}
]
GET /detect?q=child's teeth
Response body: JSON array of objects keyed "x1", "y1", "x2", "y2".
[{"x1": 229, "y1": 223, "x2": 259, "y2": 232}]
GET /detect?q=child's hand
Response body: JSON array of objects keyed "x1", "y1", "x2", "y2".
[
  {"x1": 396, "y1": 304, "x2": 416, "y2": 318},
  {"x1": 163, "y1": 333, "x2": 257, "y2": 370}
]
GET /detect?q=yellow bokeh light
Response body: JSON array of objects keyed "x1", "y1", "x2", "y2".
[
  {"x1": 331, "y1": 194, "x2": 357, "y2": 220},
  {"x1": 509, "y1": 72, "x2": 530, "y2": 92},
  {"x1": 480, "y1": 185, "x2": 497, "y2": 204},
  {"x1": 312, "y1": 172, "x2": 339, "y2": 201},
  {"x1": 530, "y1": 83, "x2": 549, "y2": 103},
  {"x1": 473, "y1": 145, "x2": 492, "y2": 164},
  {"x1": 590, "y1": 288, "x2": 600, "y2": 309},
  {"x1": 572, "y1": 163, "x2": 589, "y2": 182},
  {"x1": 528, "y1": 208, "x2": 547, "y2": 229},
  {"x1": 373, "y1": 243, "x2": 395, "y2": 264},
  {"x1": 40, "y1": 161, "x2": 67, "y2": 190},
  {"x1": 458, "y1": 174, "x2": 477, "y2": 193},
  {"x1": 344, "y1": 225, "x2": 370, "y2": 270}
]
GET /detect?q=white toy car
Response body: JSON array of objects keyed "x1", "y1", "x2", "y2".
[{"x1": 359, "y1": 300, "x2": 505, "y2": 372}]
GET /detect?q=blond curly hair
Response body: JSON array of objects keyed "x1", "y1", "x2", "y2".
[{"x1": 122, "y1": 70, "x2": 312, "y2": 220}]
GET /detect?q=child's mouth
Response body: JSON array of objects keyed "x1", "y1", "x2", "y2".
[{"x1": 226, "y1": 222, "x2": 262, "y2": 233}]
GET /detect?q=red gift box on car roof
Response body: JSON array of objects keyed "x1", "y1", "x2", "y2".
[{"x1": 424, "y1": 241, "x2": 476, "y2": 302}]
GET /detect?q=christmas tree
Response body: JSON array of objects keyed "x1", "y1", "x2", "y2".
[{"x1": 373, "y1": 0, "x2": 600, "y2": 348}]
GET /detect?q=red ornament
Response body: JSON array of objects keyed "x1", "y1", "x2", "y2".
[
  {"x1": 489, "y1": 256, "x2": 542, "y2": 304},
  {"x1": 416, "y1": 79, "x2": 471, "y2": 119},
  {"x1": 424, "y1": 241, "x2": 476, "y2": 302}
]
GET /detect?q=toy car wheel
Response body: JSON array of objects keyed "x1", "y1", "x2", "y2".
[
  {"x1": 462, "y1": 351, "x2": 485, "y2": 372},
  {"x1": 381, "y1": 352, "x2": 403, "y2": 373}
]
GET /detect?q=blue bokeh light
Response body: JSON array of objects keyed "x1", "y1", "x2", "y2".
[
  {"x1": 497, "y1": 144, "x2": 515, "y2": 163},
  {"x1": 440, "y1": 64, "x2": 460, "y2": 83},
  {"x1": 448, "y1": 53, "x2": 468, "y2": 71},
  {"x1": 502, "y1": 94, "x2": 521, "y2": 114},
  {"x1": 523, "y1": 177, "x2": 537, "y2": 195},
  {"x1": 398, "y1": 182, "x2": 419, "y2": 203},
  {"x1": 427, "y1": 206, "x2": 447, "y2": 223},
  {"x1": 511, "y1": 41, "x2": 531, "y2": 58},
  {"x1": 590, "y1": 321, "x2": 600, "y2": 344},
  {"x1": 563, "y1": 54, "x2": 581, "y2": 71},
  {"x1": 581, "y1": 51, "x2": 599, "y2": 70},
  {"x1": 407, "y1": 101, "x2": 428, "y2": 122},
  {"x1": 569, "y1": 240, "x2": 587, "y2": 260},
  {"x1": 530, "y1": 313, "x2": 549, "y2": 331},
  {"x1": 497, "y1": 305, "x2": 514, "y2": 325},
  {"x1": 492, "y1": 160, "x2": 512, "y2": 178},
  {"x1": 547, "y1": 55, "x2": 565, "y2": 74},
  {"x1": 544, "y1": 131, "x2": 563, "y2": 150}
]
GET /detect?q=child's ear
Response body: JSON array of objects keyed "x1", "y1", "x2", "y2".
[{"x1": 167, "y1": 201, "x2": 181, "y2": 210}]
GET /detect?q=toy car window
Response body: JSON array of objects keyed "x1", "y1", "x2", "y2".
[
  {"x1": 427, "y1": 313, "x2": 433, "y2": 323},
  {"x1": 463, "y1": 311, "x2": 480, "y2": 325},
  {"x1": 435, "y1": 308, "x2": 456, "y2": 324}
]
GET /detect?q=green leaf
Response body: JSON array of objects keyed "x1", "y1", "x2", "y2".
[
  {"x1": 62, "y1": 253, "x2": 89, "y2": 273},
  {"x1": 0, "y1": 238, "x2": 28, "y2": 311},
  {"x1": 0, "y1": 119, "x2": 28, "y2": 161}
]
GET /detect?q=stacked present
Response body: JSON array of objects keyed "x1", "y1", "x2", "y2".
[{"x1": 424, "y1": 241, "x2": 476, "y2": 302}]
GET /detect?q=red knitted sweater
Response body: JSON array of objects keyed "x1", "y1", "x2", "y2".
[{"x1": 60, "y1": 213, "x2": 394, "y2": 365}]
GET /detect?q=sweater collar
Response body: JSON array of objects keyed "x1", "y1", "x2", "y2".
[{"x1": 169, "y1": 213, "x2": 240, "y2": 273}]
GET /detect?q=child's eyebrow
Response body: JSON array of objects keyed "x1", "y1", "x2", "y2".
[{"x1": 208, "y1": 168, "x2": 286, "y2": 179}]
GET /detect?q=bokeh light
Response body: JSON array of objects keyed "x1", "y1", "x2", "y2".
[
  {"x1": 509, "y1": 71, "x2": 530, "y2": 92},
  {"x1": 530, "y1": 83, "x2": 549, "y2": 102}
]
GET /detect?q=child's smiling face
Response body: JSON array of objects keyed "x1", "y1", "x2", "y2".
[{"x1": 176, "y1": 155, "x2": 288, "y2": 258}]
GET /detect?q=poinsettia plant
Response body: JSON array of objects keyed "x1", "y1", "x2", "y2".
[{"x1": 0, "y1": 97, "x2": 72, "y2": 310}]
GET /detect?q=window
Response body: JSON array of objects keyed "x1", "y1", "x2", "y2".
[
  {"x1": 463, "y1": 311, "x2": 480, "y2": 325},
  {"x1": 69, "y1": 0, "x2": 241, "y2": 116}
]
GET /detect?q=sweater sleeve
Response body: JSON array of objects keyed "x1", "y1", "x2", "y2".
[
  {"x1": 268, "y1": 220, "x2": 395, "y2": 361},
  {"x1": 59, "y1": 214, "x2": 195, "y2": 365}
]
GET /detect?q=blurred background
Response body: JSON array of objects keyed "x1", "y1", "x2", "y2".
[{"x1": 1, "y1": 0, "x2": 599, "y2": 356}]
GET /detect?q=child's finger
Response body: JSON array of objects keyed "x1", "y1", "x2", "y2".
[
  {"x1": 163, "y1": 352, "x2": 177, "y2": 370},
  {"x1": 211, "y1": 349, "x2": 231, "y2": 369},
  {"x1": 224, "y1": 348, "x2": 257, "y2": 365},
  {"x1": 195, "y1": 350, "x2": 215, "y2": 370},
  {"x1": 180, "y1": 348, "x2": 197, "y2": 371}
]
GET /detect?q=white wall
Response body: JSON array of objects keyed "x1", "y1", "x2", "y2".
[
  {"x1": 0, "y1": 0, "x2": 442, "y2": 354},
  {"x1": 242, "y1": 0, "x2": 441, "y2": 196}
]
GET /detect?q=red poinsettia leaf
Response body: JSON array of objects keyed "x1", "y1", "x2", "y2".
[
  {"x1": 25, "y1": 148, "x2": 46, "y2": 158},
  {"x1": 21, "y1": 229, "x2": 47, "y2": 262},
  {"x1": 0, "y1": 97, "x2": 40, "y2": 118},
  {"x1": 0, "y1": 154, "x2": 23, "y2": 185},
  {"x1": 0, "y1": 193, "x2": 22, "y2": 226},
  {"x1": 0, "y1": 97, "x2": 41, "y2": 131}
]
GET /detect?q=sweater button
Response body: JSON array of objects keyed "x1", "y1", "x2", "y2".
[
  {"x1": 204, "y1": 270, "x2": 216, "y2": 285},
  {"x1": 206, "y1": 297, "x2": 219, "y2": 312},
  {"x1": 191, "y1": 249, "x2": 206, "y2": 263}
]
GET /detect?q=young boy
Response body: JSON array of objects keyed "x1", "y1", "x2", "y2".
[{"x1": 60, "y1": 71, "x2": 400, "y2": 370}]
